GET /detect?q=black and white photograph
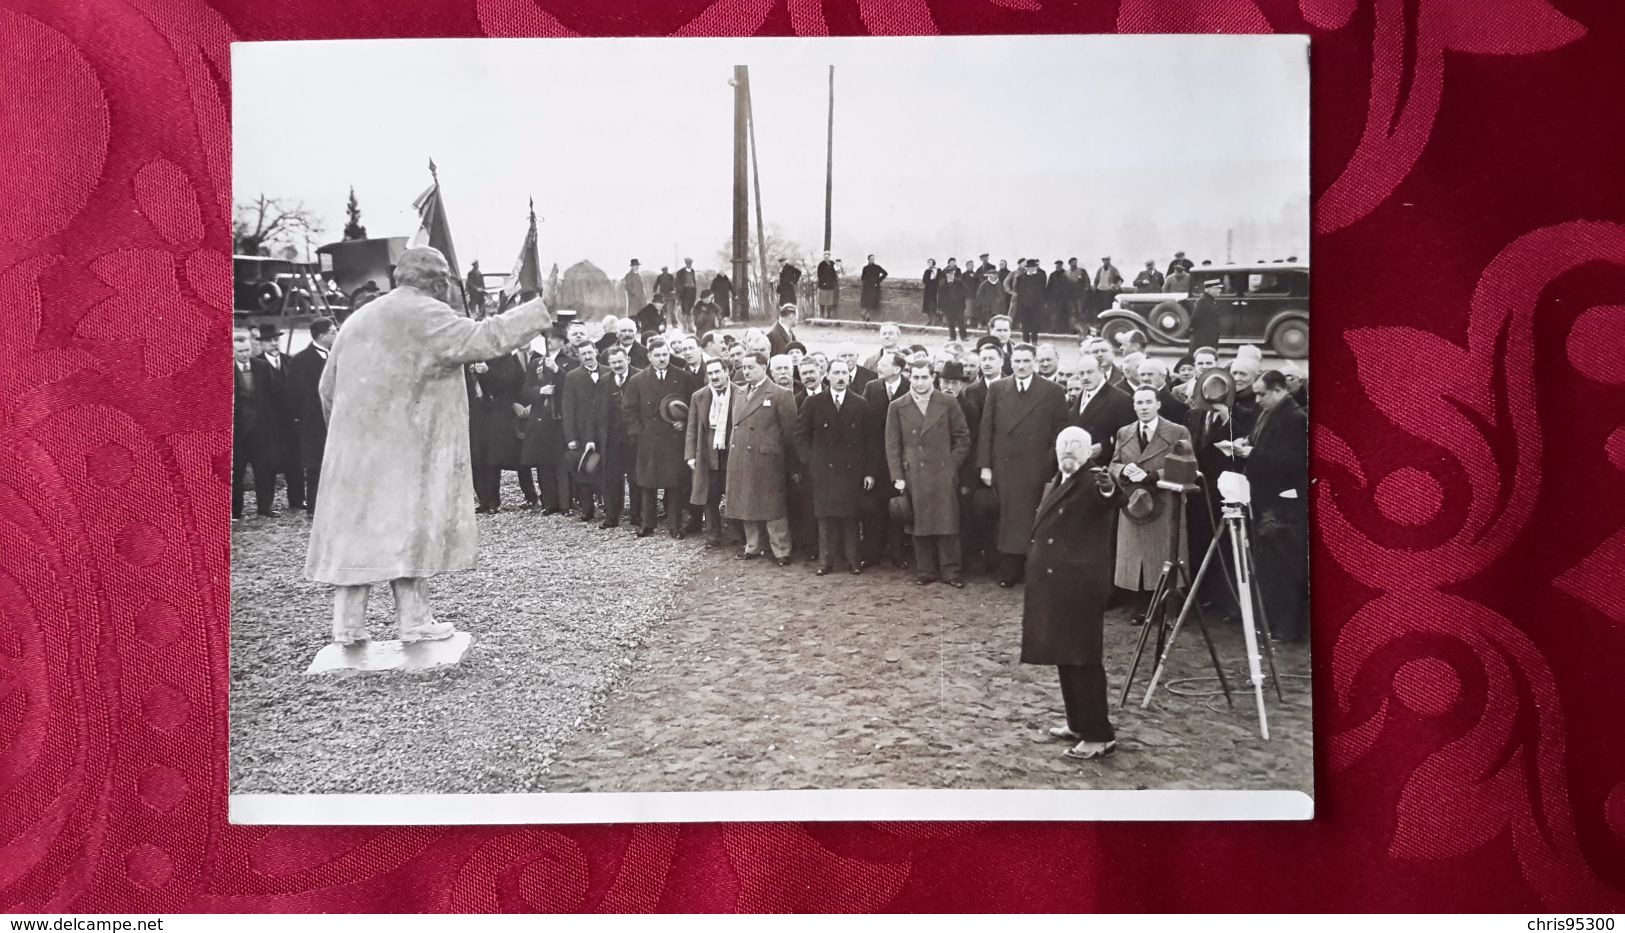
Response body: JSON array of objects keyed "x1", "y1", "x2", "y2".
[{"x1": 228, "y1": 35, "x2": 1312, "y2": 823}]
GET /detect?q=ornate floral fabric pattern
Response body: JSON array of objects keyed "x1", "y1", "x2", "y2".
[{"x1": 2, "y1": 0, "x2": 1623, "y2": 912}]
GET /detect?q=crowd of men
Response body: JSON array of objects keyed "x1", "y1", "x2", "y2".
[
  {"x1": 234, "y1": 244, "x2": 1308, "y2": 764},
  {"x1": 235, "y1": 305, "x2": 1306, "y2": 631},
  {"x1": 761, "y1": 250, "x2": 1239, "y2": 342}
]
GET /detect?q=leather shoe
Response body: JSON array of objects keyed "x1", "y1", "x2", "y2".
[
  {"x1": 599, "y1": 520, "x2": 620, "y2": 529},
  {"x1": 815, "y1": 567, "x2": 830, "y2": 576},
  {"x1": 672, "y1": 530, "x2": 686, "y2": 541},
  {"x1": 776, "y1": 557, "x2": 792, "y2": 567},
  {"x1": 257, "y1": 510, "x2": 281, "y2": 518},
  {"x1": 998, "y1": 580, "x2": 1014, "y2": 589},
  {"x1": 849, "y1": 567, "x2": 863, "y2": 576},
  {"x1": 915, "y1": 577, "x2": 935, "y2": 585},
  {"x1": 635, "y1": 528, "x2": 653, "y2": 538},
  {"x1": 946, "y1": 579, "x2": 965, "y2": 589},
  {"x1": 735, "y1": 550, "x2": 760, "y2": 561}
]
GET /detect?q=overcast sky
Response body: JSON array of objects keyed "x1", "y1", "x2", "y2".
[{"x1": 234, "y1": 35, "x2": 1309, "y2": 277}]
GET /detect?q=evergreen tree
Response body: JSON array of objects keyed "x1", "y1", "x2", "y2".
[{"x1": 343, "y1": 186, "x2": 367, "y2": 240}]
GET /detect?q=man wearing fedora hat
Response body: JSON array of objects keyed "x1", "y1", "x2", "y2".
[
  {"x1": 886, "y1": 359, "x2": 971, "y2": 586},
  {"x1": 1110, "y1": 385, "x2": 1194, "y2": 623},
  {"x1": 250, "y1": 323, "x2": 305, "y2": 513},
  {"x1": 623, "y1": 336, "x2": 700, "y2": 538},
  {"x1": 562, "y1": 340, "x2": 610, "y2": 522}
]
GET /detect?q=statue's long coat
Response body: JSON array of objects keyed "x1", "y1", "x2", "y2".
[{"x1": 304, "y1": 289, "x2": 552, "y2": 586}]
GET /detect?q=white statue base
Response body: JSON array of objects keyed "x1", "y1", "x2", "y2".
[{"x1": 304, "y1": 631, "x2": 474, "y2": 675}]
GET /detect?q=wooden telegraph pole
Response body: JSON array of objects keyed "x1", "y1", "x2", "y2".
[
  {"x1": 732, "y1": 66, "x2": 750, "y2": 320},
  {"x1": 823, "y1": 65, "x2": 834, "y2": 253},
  {"x1": 746, "y1": 69, "x2": 770, "y2": 318}
]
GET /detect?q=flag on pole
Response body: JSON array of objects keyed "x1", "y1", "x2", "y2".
[
  {"x1": 501, "y1": 197, "x2": 543, "y2": 304},
  {"x1": 409, "y1": 158, "x2": 461, "y2": 279}
]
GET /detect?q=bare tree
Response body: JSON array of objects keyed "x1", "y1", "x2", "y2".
[{"x1": 233, "y1": 194, "x2": 323, "y2": 257}]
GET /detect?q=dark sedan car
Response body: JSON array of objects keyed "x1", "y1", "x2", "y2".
[{"x1": 1099, "y1": 262, "x2": 1308, "y2": 359}]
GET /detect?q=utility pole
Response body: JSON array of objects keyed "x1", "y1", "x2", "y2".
[
  {"x1": 746, "y1": 69, "x2": 770, "y2": 320},
  {"x1": 732, "y1": 65, "x2": 750, "y2": 321},
  {"x1": 823, "y1": 65, "x2": 834, "y2": 253}
]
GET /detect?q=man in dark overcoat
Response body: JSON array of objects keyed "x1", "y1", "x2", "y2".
[
  {"x1": 977, "y1": 343, "x2": 1069, "y2": 587},
  {"x1": 473, "y1": 340, "x2": 536, "y2": 512},
  {"x1": 622, "y1": 336, "x2": 700, "y2": 538},
  {"x1": 675, "y1": 257, "x2": 699, "y2": 325},
  {"x1": 793, "y1": 357, "x2": 875, "y2": 575},
  {"x1": 777, "y1": 258, "x2": 802, "y2": 309},
  {"x1": 921, "y1": 259, "x2": 940, "y2": 325},
  {"x1": 561, "y1": 341, "x2": 607, "y2": 521},
  {"x1": 1022, "y1": 426, "x2": 1122, "y2": 760},
  {"x1": 937, "y1": 267, "x2": 970, "y2": 341},
  {"x1": 231, "y1": 326, "x2": 269, "y2": 519},
  {"x1": 286, "y1": 317, "x2": 336, "y2": 514},
  {"x1": 859, "y1": 254, "x2": 888, "y2": 322},
  {"x1": 595, "y1": 345, "x2": 640, "y2": 528},
  {"x1": 1068, "y1": 356, "x2": 1135, "y2": 467},
  {"x1": 861, "y1": 350, "x2": 910, "y2": 567},
  {"x1": 886, "y1": 359, "x2": 971, "y2": 586},
  {"x1": 252, "y1": 324, "x2": 303, "y2": 512},
  {"x1": 1013, "y1": 260, "x2": 1048, "y2": 344},
  {"x1": 710, "y1": 270, "x2": 734, "y2": 320},
  {"x1": 1236, "y1": 370, "x2": 1308, "y2": 642},
  {"x1": 1188, "y1": 279, "x2": 1222, "y2": 354}
]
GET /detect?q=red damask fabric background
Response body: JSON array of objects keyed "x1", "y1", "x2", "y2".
[{"x1": 2, "y1": 0, "x2": 1623, "y2": 913}]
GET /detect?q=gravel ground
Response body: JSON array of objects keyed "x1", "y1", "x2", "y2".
[
  {"x1": 544, "y1": 547, "x2": 1313, "y2": 793},
  {"x1": 232, "y1": 476, "x2": 1313, "y2": 796},
  {"x1": 229, "y1": 479, "x2": 701, "y2": 795}
]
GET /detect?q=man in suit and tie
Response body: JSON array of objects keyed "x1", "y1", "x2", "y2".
[
  {"x1": 1085, "y1": 337, "x2": 1126, "y2": 388},
  {"x1": 562, "y1": 341, "x2": 609, "y2": 522},
  {"x1": 623, "y1": 336, "x2": 701, "y2": 538},
  {"x1": 886, "y1": 359, "x2": 972, "y2": 587},
  {"x1": 861, "y1": 350, "x2": 910, "y2": 567},
  {"x1": 1110, "y1": 386, "x2": 1195, "y2": 622},
  {"x1": 614, "y1": 317, "x2": 651, "y2": 369},
  {"x1": 685, "y1": 358, "x2": 740, "y2": 549},
  {"x1": 726, "y1": 352, "x2": 800, "y2": 564},
  {"x1": 1234, "y1": 369, "x2": 1309, "y2": 642},
  {"x1": 793, "y1": 356, "x2": 875, "y2": 575},
  {"x1": 1067, "y1": 356, "x2": 1135, "y2": 474},
  {"x1": 473, "y1": 336, "x2": 538, "y2": 512},
  {"x1": 767, "y1": 303, "x2": 799, "y2": 357},
  {"x1": 978, "y1": 343, "x2": 1070, "y2": 587},
  {"x1": 986, "y1": 316, "x2": 1015, "y2": 376},
  {"x1": 836, "y1": 344, "x2": 877, "y2": 395},
  {"x1": 861, "y1": 323, "x2": 904, "y2": 373},
  {"x1": 286, "y1": 318, "x2": 336, "y2": 515},
  {"x1": 596, "y1": 345, "x2": 639, "y2": 529}
]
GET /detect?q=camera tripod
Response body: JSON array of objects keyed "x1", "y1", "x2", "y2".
[
  {"x1": 1138, "y1": 494, "x2": 1284, "y2": 739},
  {"x1": 1119, "y1": 480, "x2": 1234, "y2": 712}
]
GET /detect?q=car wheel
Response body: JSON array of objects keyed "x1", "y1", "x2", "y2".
[
  {"x1": 1149, "y1": 300, "x2": 1190, "y2": 338},
  {"x1": 255, "y1": 281, "x2": 284, "y2": 312},
  {"x1": 1270, "y1": 318, "x2": 1309, "y2": 359}
]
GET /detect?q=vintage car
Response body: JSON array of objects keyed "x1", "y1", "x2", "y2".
[{"x1": 1098, "y1": 262, "x2": 1308, "y2": 359}]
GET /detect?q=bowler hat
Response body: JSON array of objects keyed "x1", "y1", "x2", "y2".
[
  {"x1": 888, "y1": 492, "x2": 913, "y2": 530},
  {"x1": 257, "y1": 323, "x2": 284, "y2": 340},
  {"x1": 940, "y1": 361, "x2": 970, "y2": 382},
  {"x1": 658, "y1": 395, "x2": 689, "y2": 426},
  {"x1": 1123, "y1": 486, "x2": 1161, "y2": 525}
]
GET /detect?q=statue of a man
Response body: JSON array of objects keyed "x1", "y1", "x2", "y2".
[{"x1": 304, "y1": 246, "x2": 553, "y2": 644}]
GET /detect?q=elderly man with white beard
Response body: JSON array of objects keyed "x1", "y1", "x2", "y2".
[{"x1": 305, "y1": 247, "x2": 554, "y2": 646}]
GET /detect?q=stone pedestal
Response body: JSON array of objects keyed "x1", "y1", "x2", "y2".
[{"x1": 304, "y1": 632, "x2": 474, "y2": 675}]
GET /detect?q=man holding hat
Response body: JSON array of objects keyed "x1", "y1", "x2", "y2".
[
  {"x1": 685, "y1": 357, "x2": 739, "y2": 549},
  {"x1": 886, "y1": 358, "x2": 971, "y2": 586},
  {"x1": 1109, "y1": 385, "x2": 1193, "y2": 623},
  {"x1": 305, "y1": 246, "x2": 553, "y2": 646},
  {"x1": 622, "y1": 336, "x2": 700, "y2": 538},
  {"x1": 562, "y1": 339, "x2": 609, "y2": 522}
]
